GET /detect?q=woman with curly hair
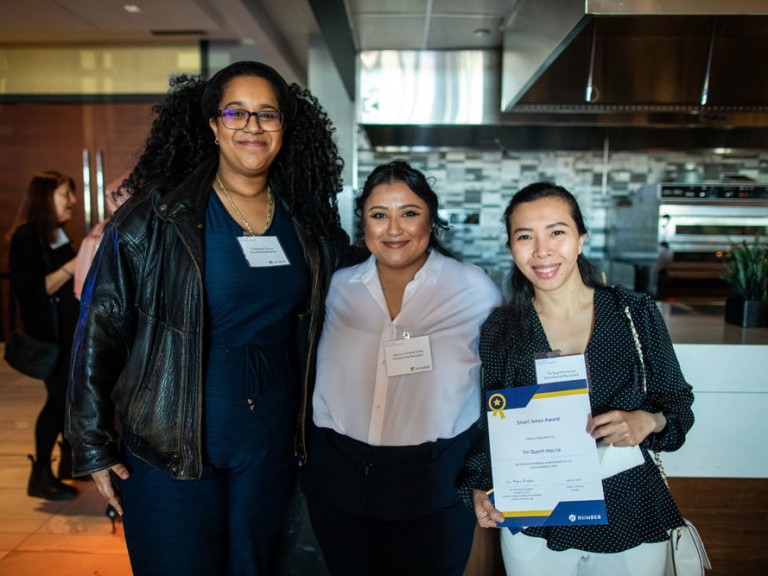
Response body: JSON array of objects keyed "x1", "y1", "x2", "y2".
[{"x1": 65, "y1": 61, "x2": 347, "y2": 575}]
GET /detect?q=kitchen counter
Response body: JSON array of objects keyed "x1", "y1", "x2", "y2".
[
  {"x1": 652, "y1": 301, "x2": 767, "y2": 478},
  {"x1": 657, "y1": 301, "x2": 768, "y2": 345}
]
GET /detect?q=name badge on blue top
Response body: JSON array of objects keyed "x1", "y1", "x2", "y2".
[{"x1": 237, "y1": 236, "x2": 290, "y2": 267}]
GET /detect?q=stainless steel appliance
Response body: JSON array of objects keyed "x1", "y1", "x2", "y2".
[{"x1": 606, "y1": 183, "x2": 768, "y2": 300}]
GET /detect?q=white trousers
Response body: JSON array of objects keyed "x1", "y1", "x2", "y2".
[{"x1": 501, "y1": 529, "x2": 667, "y2": 576}]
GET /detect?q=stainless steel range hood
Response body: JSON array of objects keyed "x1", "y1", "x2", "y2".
[
  {"x1": 501, "y1": 0, "x2": 768, "y2": 112},
  {"x1": 358, "y1": 0, "x2": 768, "y2": 150}
]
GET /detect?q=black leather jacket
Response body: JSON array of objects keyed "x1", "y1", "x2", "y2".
[{"x1": 66, "y1": 158, "x2": 344, "y2": 479}]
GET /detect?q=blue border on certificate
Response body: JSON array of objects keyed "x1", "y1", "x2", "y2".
[
  {"x1": 489, "y1": 495, "x2": 608, "y2": 529},
  {"x1": 501, "y1": 499, "x2": 608, "y2": 528},
  {"x1": 486, "y1": 380, "x2": 589, "y2": 413}
]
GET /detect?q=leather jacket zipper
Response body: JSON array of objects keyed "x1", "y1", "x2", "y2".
[{"x1": 174, "y1": 219, "x2": 206, "y2": 478}]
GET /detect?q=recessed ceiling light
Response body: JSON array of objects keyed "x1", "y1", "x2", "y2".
[
  {"x1": 123, "y1": 4, "x2": 142, "y2": 13},
  {"x1": 473, "y1": 28, "x2": 491, "y2": 38}
]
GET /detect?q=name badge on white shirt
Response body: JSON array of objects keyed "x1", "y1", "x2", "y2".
[
  {"x1": 236, "y1": 236, "x2": 290, "y2": 267},
  {"x1": 384, "y1": 334, "x2": 433, "y2": 377}
]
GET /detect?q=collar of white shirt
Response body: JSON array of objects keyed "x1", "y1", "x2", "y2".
[{"x1": 353, "y1": 248, "x2": 443, "y2": 289}]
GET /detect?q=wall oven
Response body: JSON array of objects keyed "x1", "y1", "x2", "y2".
[{"x1": 606, "y1": 183, "x2": 768, "y2": 301}]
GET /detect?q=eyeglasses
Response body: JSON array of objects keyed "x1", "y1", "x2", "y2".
[{"x1": 216, "y1": 108, "x2": 283, "y2": 132}]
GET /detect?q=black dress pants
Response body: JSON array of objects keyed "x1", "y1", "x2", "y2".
[{"x1": 302, "y1": 425, "x2": 477, "y2": 576}]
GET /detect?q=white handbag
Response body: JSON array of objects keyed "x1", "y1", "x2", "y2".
[{"x1": 664, "y1": 518, "x2": 712, "y2": 576}]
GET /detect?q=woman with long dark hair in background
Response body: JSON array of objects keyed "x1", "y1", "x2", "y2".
[{"x1": 9, "y1": 171, "x2": 79, "y2": 501}]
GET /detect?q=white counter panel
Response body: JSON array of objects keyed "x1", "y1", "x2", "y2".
[
  {"x1": 674, "y1": 344, "x2": 767, "y2": 393},
  {"x1": 661, "y1": 344, "x2": 768, "y2": 477}
]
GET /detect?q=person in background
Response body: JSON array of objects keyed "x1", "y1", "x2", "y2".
[
  {"x1": 65, "y1": 61, "x2": 347, "y2": 576},
  {"x1": 464, "y1": 182, "x2": 694, "y2": 576},
  {"x1": 9, "y1": 171, "x2": 79, "y2": 500},
  {"x1": 72, "y1": 173, "x2": 127, "y2": 300},
  {"x1": 302, "y1": 160, "x2": 502, "y2": 576}
]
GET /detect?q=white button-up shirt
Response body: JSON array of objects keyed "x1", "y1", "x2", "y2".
[{"x1": 312, "y1": 250, "x2": 502, "y2": 446}]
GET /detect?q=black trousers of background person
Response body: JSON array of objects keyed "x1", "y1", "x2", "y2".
[
  {"x1": 36, "y1": 353, "x2": 70, "y2": 465},
  {"x1": 301, "y1": 424, "x2": 478, "y2": 576}
]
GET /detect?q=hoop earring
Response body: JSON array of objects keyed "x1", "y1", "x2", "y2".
[{"x1": 215, "y1": 138, "x2": 219, "y2": 145}]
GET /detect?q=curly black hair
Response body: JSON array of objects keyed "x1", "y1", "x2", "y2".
[
  {"x1": 123, "y1": 61, "x2": 344, "y2": 241},
  {"x1": 122, "y1": 75, "x2": 211, "y2": 196}
]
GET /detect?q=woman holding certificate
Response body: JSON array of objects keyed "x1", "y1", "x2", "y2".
[
  {"x1": 464, "y1": 182, "x2": 694, "y2": 576},
  {"x1": 302, "y1": 160, "x2": 501, "y2": 576}
]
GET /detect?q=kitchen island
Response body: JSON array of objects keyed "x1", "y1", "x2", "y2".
[
  {"x1": 658, "y1": 301, "x2": 768, "y2": 346},
  {"x1": 658, "y1": 301, "x2": 767, "y2": 477}
]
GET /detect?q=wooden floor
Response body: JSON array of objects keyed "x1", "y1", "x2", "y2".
[{"x1": 667, "y1": 477, "x2": 768, "y2": 575}]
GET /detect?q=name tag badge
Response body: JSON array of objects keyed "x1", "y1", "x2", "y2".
[
  {"x1": 384, "y1": 335, "x2": 433, "y2": 377},
  {"x1": 237, "y1": 236, "x2": 290, "y2": 267}
]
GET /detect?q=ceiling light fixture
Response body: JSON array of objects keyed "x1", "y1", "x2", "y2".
[
  {"x1": 123, "y1": 4, "x2": 142, "y2": 13},
  {"x1": 473, "y1": 28, "x2": 491, "y2": 38}
]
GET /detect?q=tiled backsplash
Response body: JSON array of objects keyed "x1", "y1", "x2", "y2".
[{"x1": 356, "y1": 149, "x2": 768, "y2": 289}]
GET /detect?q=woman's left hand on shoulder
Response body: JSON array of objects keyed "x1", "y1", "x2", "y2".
[{"x1": 586, "y1": 410, "x2": 663, "y2": 447}]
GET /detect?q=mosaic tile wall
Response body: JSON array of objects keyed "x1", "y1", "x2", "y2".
[{"x1": 355, "y1": 148, "x2": 768, "y2": 290}]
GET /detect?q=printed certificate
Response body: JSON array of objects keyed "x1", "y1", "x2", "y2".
[{"x1": 486, "y1": 354, "x2": 607, "y2": 528}]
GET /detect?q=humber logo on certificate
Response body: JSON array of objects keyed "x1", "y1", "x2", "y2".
[{"x1": 485, "y1": 353, "x2": 607, "y2": 528}]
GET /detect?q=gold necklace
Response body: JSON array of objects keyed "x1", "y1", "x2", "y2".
[{"x1": 216, "y1": 173, "x2": 274, "y2": 236}]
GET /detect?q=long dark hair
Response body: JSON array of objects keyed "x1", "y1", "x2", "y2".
[
  {"x1": 123, "y1": 61, "x2": 343, "y2": 241},
  {"x1": 16, "y1": 171, "x2": 75, "y2": 244},
  {"x1": 355, "y1": 160, "x2": 453, "y2": 258},
  {"x1": 502, "y1": 182, "x2": 604, "y2": 324}
]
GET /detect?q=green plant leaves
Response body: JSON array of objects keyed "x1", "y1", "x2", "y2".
[{"x1": 725, "y1": 235, "x2": 768, "y2": 301}]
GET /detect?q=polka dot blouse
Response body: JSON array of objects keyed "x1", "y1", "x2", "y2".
[{"x1": 459, "y1": 286, "x2": 695, "y2": 553}]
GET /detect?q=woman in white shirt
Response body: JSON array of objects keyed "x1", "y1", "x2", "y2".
[{"x1": 302, "y1": 160, "x2": 502, "y2": 576}]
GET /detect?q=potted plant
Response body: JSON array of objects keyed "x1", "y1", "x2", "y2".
[{"x1": 724, "y1": 236, "x2": 768, "y2": 327}]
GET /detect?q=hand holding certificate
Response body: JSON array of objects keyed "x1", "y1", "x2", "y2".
[{"x1": 486, "y1": 353, "x2": 608, "y2": 528}]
